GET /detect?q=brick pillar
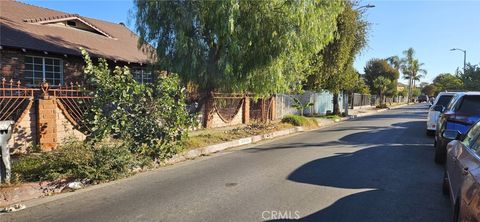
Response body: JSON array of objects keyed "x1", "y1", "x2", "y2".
[
  {"x1": 242, "y1": 96, "x2": 250, "y2": 124},
  {"x1": 38, "y1": 98, "x2": 57, "y2": 151}
]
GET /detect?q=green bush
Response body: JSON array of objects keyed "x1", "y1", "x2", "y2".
[
  {"x1": 81, "y1": 49, "x2": 194, "y2": 160},
  {"x1": 13, "y1": 141, "x2": 137, "y2": 183},
  {"x1": 281, "y1": 115, "x2": 318, "y2": 127}
]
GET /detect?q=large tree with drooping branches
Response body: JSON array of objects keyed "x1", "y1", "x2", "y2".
[
  {"x1": 305, "y1": 1, "x2": 369, "y2": 115},
  {"x1": 134, "y1": 0, "x2": 344, "y2": 96}
]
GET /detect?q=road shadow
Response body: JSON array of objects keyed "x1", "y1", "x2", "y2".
[
  {"x1": 245, "y1": 121, "x2": 429, "y2": 154},
  {"x1": 266, "y1": 119, "x2": 451, "y2": 222}
]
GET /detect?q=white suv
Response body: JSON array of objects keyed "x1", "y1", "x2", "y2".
[{"x1": 426, "y1": 92, "x2": 456, "y2": 136}]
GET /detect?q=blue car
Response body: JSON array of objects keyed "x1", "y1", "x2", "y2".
[{"x1": 434, "y1": 92, "x2": 480, "y2": 164}]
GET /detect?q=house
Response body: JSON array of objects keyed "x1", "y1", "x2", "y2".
[
  {"x1": 0, "y1": 0, "x2": 154, "y2": 85},
  {"x1": 397, "y1": 82, "x2": 407, "y2": 92},
  {"x1": 0, "y1": 0, "x2": 156, "y2": 151}
]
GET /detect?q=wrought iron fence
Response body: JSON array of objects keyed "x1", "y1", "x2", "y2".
[
  {"x1": 0, "y1": 78, "x2": 37, "y2": 121},
  {"x1": 48, "y1": 82, "x2": 92, "y2": 126}
]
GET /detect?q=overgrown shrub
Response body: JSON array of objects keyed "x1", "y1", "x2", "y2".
[
  {"x1": 12, "y1": 141, "x2": 136, "y2": 183},
  {"x1": 281, "y1": 115, "x2": 318, "y2": 127},
  {"x1": 81, "y1": 49, "x2": 194, "y2": 160}
]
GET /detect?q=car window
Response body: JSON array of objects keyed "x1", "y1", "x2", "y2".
[
  {"x1": 435, "y1": 95, "x2": 453, "y2": 107},
  {"x1": 472, "y1": 135, "x2": 480, "y2": 154},
  {"x1": 457, "y1": 96, "x2": 480, "y2": 115},
  {"x1": 446, "y1": 95, "x2": 461, "y2": 111},
  {"x1": 463, "y1": 122, "x2": 480, "y2": 148}
]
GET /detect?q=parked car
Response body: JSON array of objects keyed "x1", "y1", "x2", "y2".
[
  {"x1": 434, "y1": 92, "x2": 480, "y2": 164},
  {"x1": 418, "y1": 95, "x2": 428, "y2": 103},
  {"x1": 442, "y1": 121, "x2": 480, "y2": 221},
  {"x1": 426, "y1": 92, "x2": 457, "y2": 136}
]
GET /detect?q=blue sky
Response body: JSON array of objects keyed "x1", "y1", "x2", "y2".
[{"x1": 21, "y1": 0, "x2": 480, "y2": 84}]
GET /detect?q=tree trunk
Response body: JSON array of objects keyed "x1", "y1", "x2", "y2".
[
  {"x1": 203, "y1": 91, "x2": 215, "y2": 128},
  {"x1": 380, "y1": 91, "x2": 384, "y2": 107},
  {"x1": 333, "y1": 93, "x2": 340, "y2": 115}
]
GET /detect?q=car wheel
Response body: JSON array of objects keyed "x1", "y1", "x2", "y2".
[
  {"x1": 434, "y1": 141, "x2": 446, "y2": 164},
  {"x1": 426, "y1": 129, "x2": 435, "y2": 136},
  {"x1": 442, "y1": 171, "x2": 449, "y2": 195}
]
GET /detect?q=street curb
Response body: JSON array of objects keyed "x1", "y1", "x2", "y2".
[
  {"x1": 163, "y1": 104, "x2": 410, "y2": 166},
  {"x1": 346, "y1": 103, "x2": 408, "y2": 119},
  {"x1": 0, "y1": 103, "x2": 410, "y2": 208}
]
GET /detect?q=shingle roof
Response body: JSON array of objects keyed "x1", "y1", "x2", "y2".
[{"x1": 0, "y1": 0, "x2": 153, "y2": 64}]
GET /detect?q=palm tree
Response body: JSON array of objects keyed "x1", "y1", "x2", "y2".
[
  {"x1": 374, "y1": 76, "x2": 391, "y2": 108},
  {"x1": 410, "y1": 59, "x2": 427, "y2": 89},
  {"x1": 400, "y1": 48, "x2": 416, "y2": 102},
  {"x1": 386, "y1": 56, "x2": 402, "y2": 72},
  {"x1": 386, "y1": 56, "x2": 402, "y2": 102}
]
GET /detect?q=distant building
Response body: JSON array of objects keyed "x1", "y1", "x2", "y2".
[{"x1": 397, "y1": 82, "x2": 407, "y2": 92}]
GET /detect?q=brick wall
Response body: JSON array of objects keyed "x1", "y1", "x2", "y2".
[
  {"x1": 0, "y1": 49, "x2": 25, "y2": 80},
  {"x1": 56, "y1": 104, "x2": 86, "y2": 144},
  {"x1": 9, "y1": 100, "x2": 37, "y2": 154}
]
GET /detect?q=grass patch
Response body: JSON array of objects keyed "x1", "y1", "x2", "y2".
[
  {"x1": 12, "y1": 140, "x2": 145, "y2": 183},
  {"x1": 185, "y1": 122, "x2": 293, "y2": 149},
  {"x1": 281, "y1": 115, "x2": 318, "y2": 127}
]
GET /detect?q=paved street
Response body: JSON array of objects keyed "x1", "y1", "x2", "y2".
[{"x1": 3, "y1": 104, "x2": 451, "y2": 222}]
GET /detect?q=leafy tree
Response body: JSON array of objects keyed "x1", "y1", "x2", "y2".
[
  {"x1": 354, "y1": 77, "x2": 370, "y2": 94},
  {"x1": 134, "y1": 0, "x2": 344, "y2": 127},
  {"x1": 81, "y1": 49, "x2": 194, "y2": 160},
  {"x1": 460, "y1": 63, "x2": 480, "y2": 91},
  {"x1": 412, "y1": 88, "x2": 421, "y2": 97},
  {"x1": 134, "y1": 1, "x2": 343, "y2": 93},
  {"x1": 384, "y1": 80, "x2": 398, "y2": 99},
  {"x1": 364, "y1": 59, "x2": 399, "y2": 92},
  {"x1": 421, "y1": 84, "x2": 437, "y2": 97},
  {"x1": 386, "y1": 55, "x2": 402, "y2": 72},
  {"x1": 344, "y1": 65, "x2": 369, "y2": 94},
  {"x1": 306, "y1": 1, "x2": 369, "y2": 114},
  {"x1": 419, "y1": 82, "x2": 429, "y2": 89},
  {"x1": 373, "y1": 76, "x2": 391, "y2": 108},
  {"x1": 432, "y1": 73, "x2": 463, "y2": 92},
  {"x1": 398, "y1": 89, "x2": 407, "y2": 98}
]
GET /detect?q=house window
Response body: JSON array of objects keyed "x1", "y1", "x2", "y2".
[
  {"x1": 24, "y1": 56, "x2": 63, "y2": 86},
  {"x1": 132, "y1": 68, "x2": 152, "y2": 84}
]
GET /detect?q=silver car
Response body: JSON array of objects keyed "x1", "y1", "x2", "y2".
[{"x1": 426, "y1": 92, "x2": 456, "y2": 136}]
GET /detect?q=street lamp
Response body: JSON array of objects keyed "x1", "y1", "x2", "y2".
[
  {"x1": 356, "y1": 4, "x2": 375, "y2": 10},
  {"x1": 450, "y1": 48, "x2": 467, "y2": 74}
]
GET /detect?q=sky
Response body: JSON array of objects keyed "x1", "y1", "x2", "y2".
[{"x1": 20, "y1": 0, "x2": 480, "y2": 84}]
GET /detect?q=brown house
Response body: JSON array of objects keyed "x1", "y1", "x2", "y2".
[
  {"x1": 0, "y1": 0, "x2": 154, "y2": 85},
  {"x1": 0, "y1": 0, "x2": 156, "y2": 151}
]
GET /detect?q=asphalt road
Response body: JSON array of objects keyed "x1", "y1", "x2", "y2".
[{"x1": 2, "y1": 103, "x2": 451, "y2": 222}]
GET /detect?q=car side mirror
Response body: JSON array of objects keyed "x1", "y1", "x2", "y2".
[
  {"x1": 433, "y1": 105, "x2": 444, "y2": 112},
  {"x1": 442, "y1": 130, "x2": 462, "y2": 140}
]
